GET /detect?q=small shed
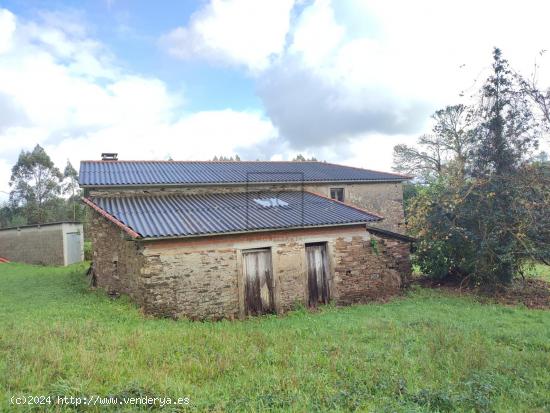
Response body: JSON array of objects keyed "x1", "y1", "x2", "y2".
[{"x1": 0, "y1": 222, "x2": 84, "y2": 266}]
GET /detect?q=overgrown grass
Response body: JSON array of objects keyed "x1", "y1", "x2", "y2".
[
  {"x1": 0, "y1": 263, "x2": 549, "y2": 412},
  {"x1": 524, "y1": 262, "x2": 550, "y2": 282}
]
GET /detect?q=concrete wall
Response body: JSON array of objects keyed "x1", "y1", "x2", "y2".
[
  {"x1": 0, "y1": 222, "x2": 83, "y2": 266},
  {"x1": 90, "y1": 214, "x2": 411, "y2": 320},
  {"x1": 87, "y1": 181, "x2": 405, "y2": 233}
]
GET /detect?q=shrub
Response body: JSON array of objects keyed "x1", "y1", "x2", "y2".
[{"x1": 83, "y1": 241, "x2": 92, "y2": 261}]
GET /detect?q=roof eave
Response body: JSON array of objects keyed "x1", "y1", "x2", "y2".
[
  {"x1": 365, "y1": 225, "x2": 417, "y2": 242},
  {"x1": 137, "y1": 220, "x2": 380, "y2": 242}
]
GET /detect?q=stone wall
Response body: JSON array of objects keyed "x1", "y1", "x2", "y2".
[
  {"x1": 87, "y1": 181, "x2": 405, "y2": 233},
  {"x1": 332, "y1": 232, "x2": 411, "y2": 305},
  {"x1": 140, "y1": 246, "x2": 240, "y2": 319},
  {"x1": 90, "y1": 215, "x2": 411, "y2": 320},
  {"x1": 341, "y1": 183, "x2": 405, "y2": 233},
  {"x1": 137, "y1": 231, "x2": 311, "y2": 319},
  {"x1": 89, "y1": 210, "x2": 145, "y2": 302},
  {"x1": 0, "y1": 225, "x2": 64, "y2": 265}
]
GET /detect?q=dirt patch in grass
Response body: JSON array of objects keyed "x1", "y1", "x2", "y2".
[
  {"x1": 491, "y1": 278, "x2": 550, "y2": 309},
  {"x1": 412, "y1": 276, "x2": 550, "y2": 310}
]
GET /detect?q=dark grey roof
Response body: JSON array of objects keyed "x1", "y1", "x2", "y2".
[
  {"x1": 79, "y1": 161, "x2": 408, "y2": 186},
  {"x1": 365, "y1": 225, "x2": 416, "y2": 243},
  {"x1": 85, "y1": 191, "x2": 381, "y2": 239}
]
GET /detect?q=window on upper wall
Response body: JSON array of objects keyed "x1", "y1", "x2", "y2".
[{"x1": 330, "y1": 188, "x2": 345, "y2": 202}]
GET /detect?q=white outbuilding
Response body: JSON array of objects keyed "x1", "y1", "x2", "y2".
[{"x1": 0, "y1": 222, "x2": 84, "y2": 266}]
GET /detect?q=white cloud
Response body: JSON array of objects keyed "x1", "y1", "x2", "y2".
[
  {"x1": 160, "y1": 0, "x2": 296, "y2": 72},
  {"x1": 343, "y1": 133, "x2": 416, "y2": 172},
  {"x1": 0, "y1": 7, "x2": 277, "y2": 196},
  {"x1": 253, "y1": 0, "x2": 550, "y2": 152},
  {"x1": 47, "y1": 109, "x2": 276, "y2": 165},
  {"x1": 288, "y1": 0, "x2": 344, "y2": 66},
  {"x1": 161, "y1": 0, "x2": 550, "y2": 146},
  {"x1": 0, "y1": 9, "x2": 16, "y2": 54}
]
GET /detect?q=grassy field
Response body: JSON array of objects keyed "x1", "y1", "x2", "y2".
[
  {"x1": 0, "y1": 263, "x2": 549, "y2": 412},
  {"x1": 524, "y1": 262, "x2": 550, "y2": 282}
]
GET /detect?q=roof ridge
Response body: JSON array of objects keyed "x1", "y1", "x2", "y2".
[
  {"x1": 80, "y1": 160, "x2": 323, "y2": 164},
  {"x1": 90, "y1": 190, "x2": 312, "y2": 199}
]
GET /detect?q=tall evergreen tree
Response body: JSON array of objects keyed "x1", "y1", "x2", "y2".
[
  {"x1": 471, "y1": 48, "x2": 539, "y2": 176},
  {"x1": 467, "y1": 48, "x2": 540, "y2": 282},
  {"x1": 407, "y1": 49, "x2": 548, "y2": 286}
]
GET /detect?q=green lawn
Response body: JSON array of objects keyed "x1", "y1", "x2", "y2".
[
  {"x1": 524, "y1": 262, "x2": 550, "y2": 282},
  {"x1": 0, "y1": 263, "x2": 549, "y2": 412}
]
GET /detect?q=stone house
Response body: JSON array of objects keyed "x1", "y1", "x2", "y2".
[{"x1": 80, "y1": 157, "x2": 413, "y2": 320}]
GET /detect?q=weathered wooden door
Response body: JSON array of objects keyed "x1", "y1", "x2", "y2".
[
  {"x1": 243, "y1": 249, "x2": 275, "y2": 315},
  {"x1": 306, "y1": 243, "x2": 330, "y2": 307}
]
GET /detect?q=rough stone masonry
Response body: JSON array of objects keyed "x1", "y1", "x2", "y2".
[{"x1": 90, "y1": 210, "x2": 411, "y2": 320}]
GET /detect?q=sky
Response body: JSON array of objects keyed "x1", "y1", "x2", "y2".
[{"x1": 0, "y1": 0, "x2": 550, "y2": 199}]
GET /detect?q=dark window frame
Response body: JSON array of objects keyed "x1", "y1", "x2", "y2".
[{"x1": 330, "y1": 187, "x2": 345, "y2": 202}]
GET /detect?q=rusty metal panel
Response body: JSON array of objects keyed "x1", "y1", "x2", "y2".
[
  {"x1": 243, "y1": 249, "x2": 274, "y2": 316},
  {"x1": 306, "y1": 243, "x2": 330, "y2": 307}
]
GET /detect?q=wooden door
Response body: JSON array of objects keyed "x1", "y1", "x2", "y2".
[
  {"x1": 306, "y1": 243, "x2": 330, "y2": 307},
  {"x1": 243, "y1": 249, "x2": 274, "y2": 315}
]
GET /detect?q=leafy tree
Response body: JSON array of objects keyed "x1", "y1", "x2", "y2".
[
  {"x1": 402, "y1": 182, "x2": 421, "y2": 218},
  {"x1": 9, "y1": 145, "x2": 63, "y2": 224},
  {"x1": 407, "y1": 49, "x2": 549, "y2": 287},
  {"x1": 534, "y1": 151, "x2": 548, "y2": 163},
  {"x1": 516, "y1": 51, "x2": 550, "y2": 132},
  {"x1": 0, "y1": 202, "x2": 26, "y2": 228},
  {"x1": 393, "y1": 105, "x2": 474, "y2": 181},
  {"x1": 63, "y1": 160, "x2": 80, "y2": 221},
  {"x1": 393, "y1": 135, "x2": 444, "y2": 180}
]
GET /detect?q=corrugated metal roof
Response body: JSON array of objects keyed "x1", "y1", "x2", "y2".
[
  {"x1": 79, "y1": 161, "x2": 408, "y2": 186},
  {"x1": 85, "y1": 191, "x2": 381, "y2": 239}
]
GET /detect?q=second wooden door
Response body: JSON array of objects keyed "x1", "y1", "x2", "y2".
[{"x1": 306, "y1": 243, "x2": 330, "y2": 307}]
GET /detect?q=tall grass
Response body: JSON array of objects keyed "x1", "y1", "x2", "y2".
[{"x1": 0, "y1": 262, "x2": 548, "y2": 412}]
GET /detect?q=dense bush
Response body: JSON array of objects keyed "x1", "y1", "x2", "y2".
[{"x1": 409, "y1": 170, "x2": 549, "y2": 285}]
